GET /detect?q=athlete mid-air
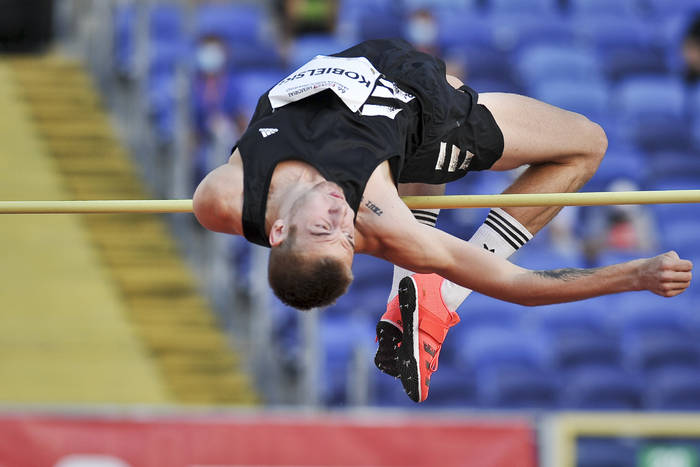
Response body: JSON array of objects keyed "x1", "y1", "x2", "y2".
[{"x1": 193, "y1": 39, "x2": 693, "y2": 403}]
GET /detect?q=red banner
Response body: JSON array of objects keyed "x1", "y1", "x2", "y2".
[{"x1": 0, "y1": 412, "x2": 536, "y2": 467}]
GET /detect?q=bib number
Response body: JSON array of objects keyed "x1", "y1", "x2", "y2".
[{"x1": 268, "y1": 55, "x2": 381, "y2": 112}]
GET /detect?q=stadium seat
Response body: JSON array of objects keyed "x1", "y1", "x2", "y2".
[
  {"x1": 149, "y1": 3, "x2": 182, "y2": 42},
  {"x1": 228, "y1": 42, "x2": 283, "y2": 71},
  {"x1": 567, "y1": 0, "x2": 639, "y2": 16},
  {"x1": 532, "y1": 79, "x2": 609, "y2": 122},
  {"x1": 659, "y1": 220, "x2": 700, "y2": 258},
  {"x1": 488, "y1": 0, "x2": 558, "y2": 15},
  {"x1": 358, "y1": 12, "x2": 405, "y2": 41},
  {"x1": 436, "y1": 13, "x2": 494, "y2": 50},
  {"x1": 288, "y1": 35, "x2": 354, "y2": 70},
  {"x1": 476, "y1": 367, "x2": 559, "y2": 408},
  {"x1": 113, "y1": 3, "x2": 136, "y2": 77},
  {"x1": 459, "y1": 327, "x2": 551, "y2": 373},
  {"x1": 444, "y1": 43, "x2": 514, "y2": 83},
  {"x1": 645, "y1": 0, "x2": 700, "y2": 16},
  {"x1": 624, "y1": 333, "x2": 700, "y2": 374},
  {"x1": 577, "y1": 438, "x2": 638, "y2": 467},
  {"x1": 600, "y1": 46, "x2": 668, "y2": 82},
  {"x1": 645, "y1": 367, "x2": 700, "y2": 410},
  {"x1": 195, "y1": 3, "x2": 264, "y2": 43},
  {"x1": 613, "y1": 76, "x2": 690, "y2": 151},
  {"x1": 586, "y1": 148, "x2": 647, "y2": 189},
  {"x1": 647, "y1": 151, "x2": 700, "y2": 180},
  {"x1": 420, "y1": 364, "x2": 478, "y2": 407},
  {"x1": 560, "y1": 366, "x2": 643, "y2": 409},
  {"x1": 516, "y1": 44, "x2": 601, "y2": 88},
  {"x1": 554, "y1": 334, "x2": 623, "y2": 372},
  {"x1": 233, "y1": 69, "x2": 287, "y2": 119},
  {"x1": 574, "y1": 15, "x2": 653, "y2": 51},
  {"x1": 490, "y1": 13, "x2": 574, "y2": 52}
]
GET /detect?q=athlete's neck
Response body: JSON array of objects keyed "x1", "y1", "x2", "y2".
[{"x1": 265, "y1": 160, "x2": 326, "y2": 232}]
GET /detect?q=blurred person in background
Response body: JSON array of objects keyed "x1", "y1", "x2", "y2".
[
  {"x1": 581, "y1": 178, "x2": 658, "y2": 265},
  {"x1": 191, "y1": 34, "x2": 246, "y2": 188},
  {"x1": 276, "y1": 0, "x2": 338, "y2": 43},
  {"x1": 682, "y1": 13, "x2": 700, "y2": 84},
  {"x1": 405, "y1": 8, "x2": 440, "y2": 56}
]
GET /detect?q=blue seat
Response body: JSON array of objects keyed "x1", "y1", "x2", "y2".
[
  {"x1": 648, "y1": 151, "x2": 700, "y2": 179},
  {"x1": 477, "y1": 367, "x2": 559, "y2": 408},
  {"x1": 660, "y1": 220, "x2": 700, "y2": 258},
  {"x1": 488, "y1": 0, "x2": 558, "y2": 14},
  {"x1": 358, "y1": 11, "x2": 405, "y2": 41},
  {"x1": 195, "y1": 4, "x2": 264, "y2": 43},
  {"x1": 233, "y1": 69, "x2": 286, "y2": 119},
  {"x1": 460, "y1": 328, "x2": 550, "y2": 373},
  {"x1": 555, "y1": 334, "x2": 622, "y2": 372},
  {"x1": 350, "y1": 254, "x2": 392, "y2": 291},
  {"x1": 511, "y1": 244, "x2": 586, "y2": 270},
  {"x1": 528, "y1": 300, "x2": 611, "y2": 337},
  {"x1": 577, "y1": 438, "x2": 638, "y2": 467},
  {"x1": 645, "y1": 0, "x2": 700, "y2": 16},
  {"x1": 614, "y1": 76, "x2": 690, "y2": 151},
  {"x1": 227, "y1": 41, "x2": 283, "y2": 70},
  {"x1": 650, "y1": 203, "x2": 700, "y2": 227},
  {"x1": 288, "y1": 35, "x2": 353, "y2": 70},
  {"x1": 560, "y1": 366, "x2": 643, "y2": 409},
  {"x1": 586, "y1": 148, "x2": 647, "y2": 188},
  {"x1": 113, "y1": 3, "x2": 136, "y2": 76},
  {"x1": 420, "y1": 364, "x2": 478, "y2": 407},
  {"x1": 645, "y1": 367, "x2": 700, "y2": 410},
  {"x1": 568, "y1": 0, "x2": 639, "y2": 16},
  {"x1": 616, "y1": 305, "x2": 695, "y2": 340},
  {"x1": 600, "y1": 46, "x2": 668, "y2": 82},
  {"x1": 444, "y1": 43, "x2": 513, "y2": 83},
  {"x1": 532, "y1": 79, "x2": 609, "y2": 122},
  {"x1": 574, "y1": 16, "x2": 653, "y2": 51},
  {"x1": 149, "y1": 3, "x2": 182, "y2": 42},
  {"x1": 624, "y1": 333, "x2": 700, "y2": 374},
  {"x1": 436, "y1": 13, "x2": 493, "y2": 50},
  {"x1": 490, "y1": 13, "x2": 574, "y2": 52},
  {"x1": 517, "y1": 44, "x2": 601, "y2": 88}
]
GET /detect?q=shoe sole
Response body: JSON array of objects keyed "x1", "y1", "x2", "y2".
[
  {"x1": 398, "y1": 276, "x2": 421, "y2": 403},
  {"x1": 374, "y1": 321, "x2": 402, "y2": 378}
]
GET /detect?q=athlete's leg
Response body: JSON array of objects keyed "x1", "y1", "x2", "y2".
[{"x1": 476, "y1": 92, "x2": 607, "y2": 235}]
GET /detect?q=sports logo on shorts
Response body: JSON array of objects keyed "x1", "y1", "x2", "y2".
[
  {"x1": 259, "y1": 128, "x2": 278, "y2": 138},
  {"x1": 435, "y1": 142, "x2": 474, "y2": 172}
]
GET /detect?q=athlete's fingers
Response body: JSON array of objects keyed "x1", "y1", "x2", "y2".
[{"x1": 661, "y1": 270, "x2": 693, "y2": 282}]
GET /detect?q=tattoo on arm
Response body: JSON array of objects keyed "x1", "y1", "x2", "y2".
[
  {"x1": 364, "y1": 199, "x2": 383, "y2": 216},
  {"x1": 534, "y1": 268, "x2": 599, "y2": 281}
]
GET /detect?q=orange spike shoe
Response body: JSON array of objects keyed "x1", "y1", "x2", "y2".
[
  {"x1": 374, "y1": 293, "x2": 403, "y2": 378},
  {"x1": 396, "y1": 274, "x2": 460, "y2": 403}
]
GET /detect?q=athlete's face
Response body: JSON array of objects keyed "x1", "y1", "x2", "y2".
[{"x1": 289, "y1": 181, "x2": 356, "y2": 265}]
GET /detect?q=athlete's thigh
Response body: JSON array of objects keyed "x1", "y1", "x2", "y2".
[{"x1": 478, "y1": 92, "x2": 605, "y2": 171}]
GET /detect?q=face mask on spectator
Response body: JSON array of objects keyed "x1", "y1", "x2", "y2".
[
  {"x1": 197, "y1": 43, "x2": 226, "y2": 74},
  {"x1": 407, "y1": 17, "x2": 437, "y2": 47}
]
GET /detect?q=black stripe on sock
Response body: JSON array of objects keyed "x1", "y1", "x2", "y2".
[
  {"x1": 411, "y1": 210, "x2": 438, "y2": 227},
  {"x1": 486, "y1": 214, "x2": 524, "y2": 247},
  {"x1": 414, "y1": 216, "x2": 438, "y2": 226},
  {"x1": 489, "y1": 210, "x2": 529, "y2": 244},
  {"x1": 411, "y1": 209, "x2": 439, "y2": 219},
  {"x1": 484, "y1": 219, "x2": 520, "y2": 250}
]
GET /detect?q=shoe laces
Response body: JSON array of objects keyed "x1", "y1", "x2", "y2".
[{"x1": 428, "y1": 344, "x2": 442, "y2": 373}]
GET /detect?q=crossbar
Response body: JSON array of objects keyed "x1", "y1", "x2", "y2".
[{"x1": 0, "y1": 190, "x2": 699, "y2": 214}]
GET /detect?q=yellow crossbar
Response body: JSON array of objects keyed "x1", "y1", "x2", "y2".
[{"x1": 0, "y1": 190, "x2": 699, "y2": 214}]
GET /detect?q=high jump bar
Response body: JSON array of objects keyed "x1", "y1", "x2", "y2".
[{"x1": 0, "y1": 190, "x2": 699, "y2": 214}]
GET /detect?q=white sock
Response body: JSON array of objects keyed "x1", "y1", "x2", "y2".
[
  {"x1": 387, "y1": 209, "x2": 439, "y2": 302},
  {"x1": 441, "y1": 208, "x2": 533, "y2": 312}
]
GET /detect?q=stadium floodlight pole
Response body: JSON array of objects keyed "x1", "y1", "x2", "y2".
[{"x1": 1, "y1": 190, "x2": 700, "y2": 214}]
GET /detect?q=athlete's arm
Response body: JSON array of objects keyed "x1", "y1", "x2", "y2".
[{"x1": 359, "y1": 187, "x2": 693, "y2": 305}]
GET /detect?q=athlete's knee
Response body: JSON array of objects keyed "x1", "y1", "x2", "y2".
[{"x1": 575, "y1": 115, "x2": 608, "y2": 180}]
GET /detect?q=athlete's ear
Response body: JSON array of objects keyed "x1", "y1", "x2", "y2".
[{"x1": 269, "y1": 219, "x2": 288, "y2": 247}]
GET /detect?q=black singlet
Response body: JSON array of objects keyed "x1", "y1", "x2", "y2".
[{"x1": 235, "y1": 39, "x2": 504, "y2": 247}]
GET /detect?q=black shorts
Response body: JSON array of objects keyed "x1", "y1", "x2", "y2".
[{"x1": 335, "y1": 39, "x2": 505, "y2": 184}]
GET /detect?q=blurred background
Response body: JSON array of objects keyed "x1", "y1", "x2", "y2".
[{"x1": 1, "y1": 0, "x2": 700, "y2": 466}]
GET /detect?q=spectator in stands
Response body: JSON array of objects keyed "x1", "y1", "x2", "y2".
[
  {"x1": 682, "y1": 13, "x2": 700, "y2": 84},
  {"x1": 581, "y1": 178, "x2": 657, "y2": 265},
  {"x1": 191, "y1": 34, "x2": 245, "y2": 186},
  {"x1": 406, "y1": 8, "x2": 439, "y2": 56},
  {"x1": 276, "y1": 0, "x2": 337, "y2": 42}
]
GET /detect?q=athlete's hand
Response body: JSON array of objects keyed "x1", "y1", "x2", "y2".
[{"x1": 637, "y1": 251, "x2": 693, "y2": 297}]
